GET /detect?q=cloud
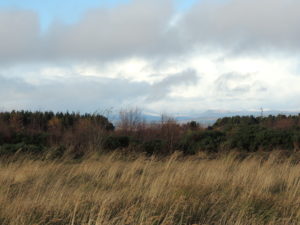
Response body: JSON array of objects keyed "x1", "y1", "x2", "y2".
[
  {"x1": 180, "y1": 0, "x2": 300, "y2": 54},
  {"x1": 47, "y1": 0, "x2": 178, "y2": 60},
  {"x1": 214, "y1": 72, "x2": 267, "y2": 98},
  {"x1": 2, "y1": 0, "x2": 300, "y2": 64},
  {"x1": 0, "y1": 68, "x2": 199, "y2": 112},
  {"x1": 0, "y1": 74, "x2": 148, "y2": 111},
  {"x1": 148, "y1": 68, "x2": 199, "y2": 101},
  {"x1": 1, "y1": 0, "x2": 300, "y2": 113},
  {"x1": 0, "y1": 0, "x2": 180, "y2": 64},
  {"x1": 0, "y1": 9, "x2": 40, "y2": 63}
]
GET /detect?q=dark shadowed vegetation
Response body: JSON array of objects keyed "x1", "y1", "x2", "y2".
[{"x1": 1, "y1": 111, "x2": 300, "y2": 159}]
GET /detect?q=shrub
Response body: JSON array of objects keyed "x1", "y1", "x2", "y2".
[
  {"x1": 0, "y1": 144, "x2": 21, "y2": 156},
  {"x1": 102, "y1": 136, "x2": 130, "y2": 150},
  {"x1": 142, "y1": 139, "x2": 165, "y2": 155},
  {"x1": 224, "y1": 125, "x2": 261, "y2": 152},
  {"x1": 180, "y1": 130, "x2": 225, "y2": 154},
  {"x1": 256, "y1": 129, "x2": 294, "y2": 150},
  {"x1": 292, "y1": 130, "x2": 300, "y2": 149},
  {"x1": 0, "y1": 133, "x2": 3, "y2": 145},
  {"x1": 225, "y1": 125, "x2": 295, "y2": 152},
  {"x1": 0, "y1": 143, "x2": 45, "y2": 156}
]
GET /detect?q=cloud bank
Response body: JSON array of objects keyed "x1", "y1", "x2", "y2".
[
  {"x1": 2, "y1": 0, "x2": 300, "y2": 63},
  {"x1": 1, "y1": 0, "x2": 300, "y2": 113}
]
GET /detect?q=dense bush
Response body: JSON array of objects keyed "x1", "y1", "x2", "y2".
[
  {"x1": 223, "y1": 125, "x2": 263, "y2": 152},
  {"x1": 142, "y1": 139, "x2": 165, "y2": 155},
  {"x1": 10, "y1": 132, "x2": 48, "y2": 145},
  {"x1": 0, "y1": 143, "x2": 45, "y2": 156},
  {"x1": 256, "y1": 129, "x2": 294, "y2": 150},
  {"x1": 0, "y1": 133, "x2": 3, "y2": 145},
  {"x1": 102, "y1": 136, "x2": 130, "y2": 150},
  {"x1": 180, "y1": 130, "x2": 225, "y2": 154},
  {"x1": 221, "y1": 125, "x2": 295, "y2": 152}
]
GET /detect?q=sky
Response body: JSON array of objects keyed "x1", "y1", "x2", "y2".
[{"x1": 0, "y1": 0, "x2": 300, "y2": 115}]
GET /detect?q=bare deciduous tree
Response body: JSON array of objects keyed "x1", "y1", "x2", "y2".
[{"x1": 118, "y1": 108, "x2": 145, "y2": 132}]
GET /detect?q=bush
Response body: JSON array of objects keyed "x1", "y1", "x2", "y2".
[
  {"x1": 0, "y1": 133, "x2": 3, "y2": 145},
  {"x1": 180, "y1": 130, "x2": 225, "y2": 154},
  {"x1": 10, "y1": 132, "x2": 48, "y2": 146},
  {"x1": 257, "y1": 129, "x2": 294, "y2": 150},
  {"x1": 0, "y1": 144, "x2": 21, "y2": 156},
  {"x1": 224, "y1": 125, "x2": 261, "y2": 152},
  {"x1": 225, "y1": 125, "x2": 295, "y2": 152},
  {"x1": 0, "y1": 143, "x2": 45, "y2": 156},
  {"x1": 142, "y1": 139, "x2": 165, "y2": 155},
  {"x1": 292, "y1": 130, "x2": 300, "y2": 149},
  {"x1": 102, "y1": 136, "x2": 130, "y2": 150}
]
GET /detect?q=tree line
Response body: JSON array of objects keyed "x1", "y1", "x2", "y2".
[{"x1": 1, "y1": 110, "x2": 300, "y2": 159}]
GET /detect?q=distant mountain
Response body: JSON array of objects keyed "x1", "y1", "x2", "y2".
[{"x1": 142, "y1": 110, "x2": 300, "y2": 126}]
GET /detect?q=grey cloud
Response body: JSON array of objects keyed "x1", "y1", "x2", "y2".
[
  {"x1": 1, "y1": 0, "x2": 300, "y2": 64},
  {"x1": 0, "y1": 75, "x2": 150, "y2": 112},
  {"x1": 147, "y1": 68, "x2": 199, "y2": 101},
  {"x1": 0, "y1": 68, "x2": 199, "y2": 111},
  {"x1": 46, "y1": 0, "x2": 175, "y2": 60},
  {"x1": 215, "y1": 72, "x2": 267, "y2": 97},
  {"x1": 180, "y1": 0, "x2": 300, "y2": 54},
  {"x1": 0, "y1": 0, "x2": 180, "y2": 64},
  {"x1": 0, "y1": 75, "x2": 36, "y2": 109},
  {"x1": 0, "y1": 10, "x2": 40, "y2": 62}
]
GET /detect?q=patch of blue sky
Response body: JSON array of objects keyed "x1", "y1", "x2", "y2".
[
  {"x1": 0, "y1": 0, "x2": 200, "y2": 31},
  {"x1": 0, "y1": 0, "x2": 129, "y2": 31},
  {"x1": 175, "y1": 0, "x2": 199, "y2": 11}
]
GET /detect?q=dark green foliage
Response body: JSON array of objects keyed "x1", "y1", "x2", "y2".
[
  {"x1": 0, "y1": 133, "x2": 3, "y2": 145},
  {"x1": 223, "y1": 125, "x2": 263, "y2": 152},
  {"x1": 187, "y1": 121, "x2": 199, "y2": 130},
  {"x1": 0, "y1": 144, "x2": 22, "y2": 156},
  {"x1": 102, "y1": 136, "x2": 130, "y2": 150},
  {"x1": 293, "y1": 130, "x2": 300, "y2": 146},
  {"x1": 11, "y1": 133, "x2": 48, "y2": 145},
  {"x1": 142, "y1": 139, "x2": 165, "y2": 155},
  {"x1": 180, "y1": 130, "x2": 225, "y2": 154},
  {"x1": 223, "y1": 125, "x2": 295, "y2": 152},
  {"x1": 180, "y1": 114, "x2": 300, "y2": 154},
  {"x1": 256, "y1": 129, "x2": 294, "y2": 150},
  {"x1": 0, "y1": 143, "x2": 44, "y2": 156},
  {"x1": 214, "y1": 114, "x2": 300, "y2": 131},
  {"x1": 214, "y1": 115, "x2": 260, "y2": 130}
]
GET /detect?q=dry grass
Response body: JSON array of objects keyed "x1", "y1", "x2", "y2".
[{"x1": 0, "y1": 152, "x2": 300, "y2": 225}]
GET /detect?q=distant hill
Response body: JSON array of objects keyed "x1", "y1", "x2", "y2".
[{"x1": 142, "y1": 110, "x2": 300, "y2": 126}]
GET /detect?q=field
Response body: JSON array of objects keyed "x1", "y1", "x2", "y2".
[{"x1": 0, "y1": 152, "x2": 300, "y2": 225}]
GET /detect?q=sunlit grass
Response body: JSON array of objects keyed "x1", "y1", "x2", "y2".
[{"x1": 0, "y1": 152, "x2": 299, "y2": 225}]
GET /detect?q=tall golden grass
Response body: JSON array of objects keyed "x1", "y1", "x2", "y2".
[{"x1": 0, "y1": 152, "x2": 300, "y2": 225}]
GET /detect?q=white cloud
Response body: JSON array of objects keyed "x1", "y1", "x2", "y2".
[{"x1": 1, "y1": 52, "x2": 300, "y2": 112}]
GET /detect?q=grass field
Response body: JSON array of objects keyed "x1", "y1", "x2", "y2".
[{"x1": 0, "y1": 152, "x2": 300, "y2": 225}]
